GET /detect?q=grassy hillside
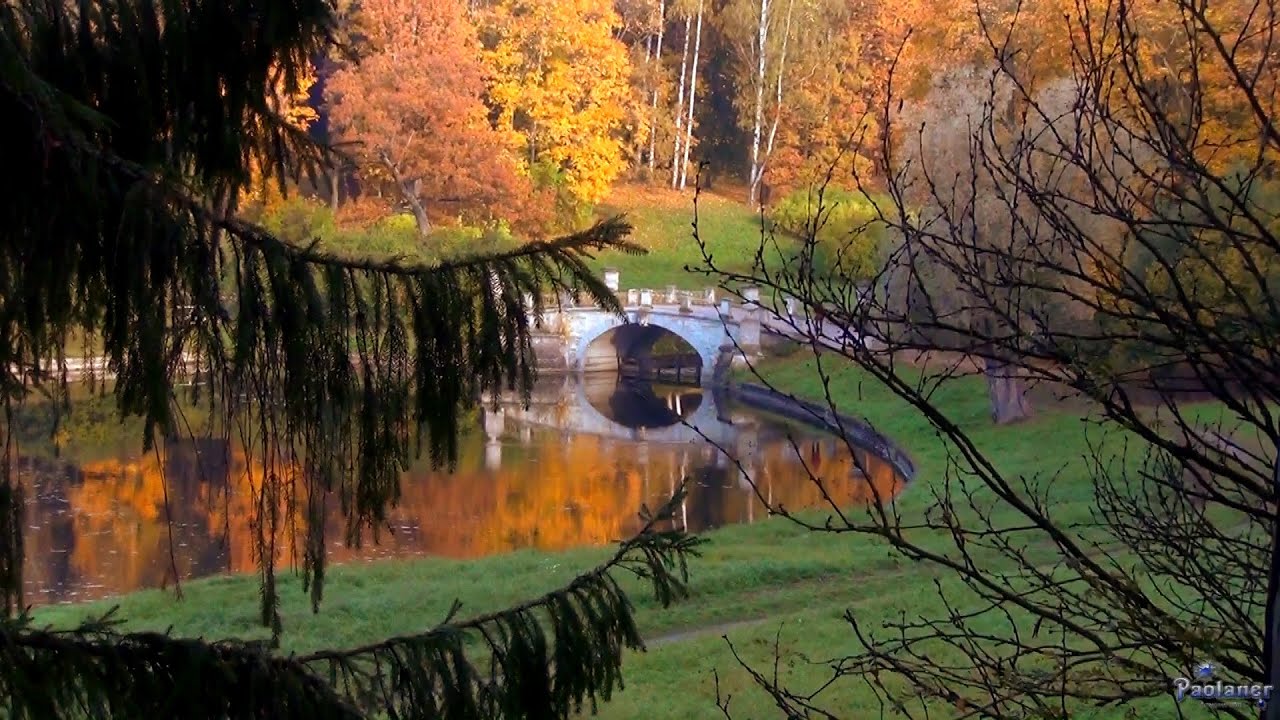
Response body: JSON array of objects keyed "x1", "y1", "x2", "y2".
[{"x1": 591, "y1": 185, "x2": 769, "y2": 290}]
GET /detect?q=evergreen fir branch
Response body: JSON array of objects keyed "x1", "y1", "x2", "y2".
[
  {"x1": 0, "y1": 0, "x2": 648, "y2": 629},
  {"x1": 1, "y1": 490, "x2": 703, "y2": 720}
]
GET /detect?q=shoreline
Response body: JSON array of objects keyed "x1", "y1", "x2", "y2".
[{"x1": 724, "y1": 381, "x2": 917, "y2": 481}]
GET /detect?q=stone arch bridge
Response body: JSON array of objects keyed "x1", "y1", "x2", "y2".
[{"x1": 528, "y1": 271, "x2": 765, "y2": 383}]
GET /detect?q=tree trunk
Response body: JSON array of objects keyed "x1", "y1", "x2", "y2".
[
  {"x1": 747, "y1": 0, "x2": 771, "y2": 206},
  {"x1": 640, "y1": 35, "x2": 653, "y2": 168},
  {"x1": 382, "y1": 153, "x2": 431, "y2": 238},
  {"x1": 757, "y1": 0, "x2": 794, "y2": 203},
  {"x1": 403, "y1": 185, "x2": 431, "y2": 238},
  {"x1": 647, "y1": 0, "x2": 665, "y2": 174},
  {"x1": 678, "y1": 0, "x2": 703, "y2": 190},
  {"x1": 984, "y1": 357, "x2": 1031, "y2": 425},
  {"x1": 671, "y1": 16, "x2": 691, "y2": 189}
]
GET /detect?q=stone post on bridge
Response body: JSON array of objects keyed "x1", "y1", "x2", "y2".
[
  {"x1": 604, "y1": 268, "x2": 620, "y2": 293},
  {"x1": 679, "y1": 290, "x2": 694, "y2": 314},
  {"x1": 637, "y1": 289, "x2": 654, "y2": 328},
  {"x1": 627, "y1": 288, "x2": 639, "y2": 306}
]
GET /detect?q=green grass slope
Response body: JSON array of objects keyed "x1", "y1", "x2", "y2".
[{"x1": 590, "y1": 186, "x2": 768, "y2": 290}]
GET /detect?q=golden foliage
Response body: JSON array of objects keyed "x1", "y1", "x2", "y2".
[{"x1": 481, "y1": 0, "x2": 634, "y2": 207}]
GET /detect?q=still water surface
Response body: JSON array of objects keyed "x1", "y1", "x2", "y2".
[{"x1": 20, "y1": 375, "x2": 905, "y2": 606}]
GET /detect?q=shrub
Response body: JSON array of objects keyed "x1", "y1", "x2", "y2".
[
  {"x1": 260, "y1": 198, "x2": 522, "y2": 266},
  {"x1": 770, "y1": 188, "x2": 888, "y2": 281}
]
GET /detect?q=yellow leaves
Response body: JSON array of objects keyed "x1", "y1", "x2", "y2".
[
  {"x1": 274, "y1": 65, "x2": 319, "y2": 132},
  {"x1": 480, "y1": 0, "x2": 632, "y2": 208},
  {"x1": 241, "y1": 62, "x2": 319, "y2": 209}
]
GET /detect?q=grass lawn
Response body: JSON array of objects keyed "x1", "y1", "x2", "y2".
[
  {"x1": 30, "y1": 353, "x2": 1213, "y2": 718},
  {"x1": 590, "y1": 185, "x2": 773, "y2": 291}
]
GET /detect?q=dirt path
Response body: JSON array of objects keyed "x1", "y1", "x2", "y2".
[{"x1": 647, "y1": 617, "x2": 770, "y2": 648}]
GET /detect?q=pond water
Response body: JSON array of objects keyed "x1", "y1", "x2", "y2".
[{"x1": 19, "y1": 375, "x2": 906, "y2": 606}]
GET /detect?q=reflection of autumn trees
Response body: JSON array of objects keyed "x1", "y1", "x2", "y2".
[{"x1": 22, "y1": 429, "x2": 905, "y2": 604}]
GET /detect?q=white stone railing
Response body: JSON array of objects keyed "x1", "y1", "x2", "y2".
[{"x1": 525, "y1": 269, "x2": 762, "y2": 315}]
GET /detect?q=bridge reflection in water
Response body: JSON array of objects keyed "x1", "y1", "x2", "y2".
[{"x1": 20, "y1": 376, "x2": 906, "y2": 606}]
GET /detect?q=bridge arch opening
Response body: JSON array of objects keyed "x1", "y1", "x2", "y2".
[{"x1": 581, "y1": 323, "x2": 705, "y2": 384}]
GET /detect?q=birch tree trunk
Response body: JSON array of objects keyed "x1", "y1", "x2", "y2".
[
  {"x1": 639, "y1": 35, "x2": 653, "y2": 168},
  {"x1": 758, "y1": 0, "x2": 795, "y2": 196},
  {"x1": 678, "y1": 0, "x2": 704, "y2": 190},
  {"x1": 747, "y1": 0, "x2": 771, "y2": 206},
  {"x1": 647, "y1": 0, "x2": 665, "y2": 174},
  {"x1": 670, "y1": 15, "x2": 692, "y2": 189}
]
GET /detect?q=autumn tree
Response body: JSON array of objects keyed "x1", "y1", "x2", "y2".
[
  {"x1": 0, "y1": 0, "x2": 699, "y2": 716},
  {"x1": 646, "y1": 0, "x2": 667, "y2": 174},
  {"x1": 671, "y1": 0, "x2": 705, "y2": 190},
  {"x1": 481, "y1": 0, "x2": 633, "y2": 212},
  {"x1": 704, "y1": 0, "x2": 1280, "y2": 716},
  {"x1": 328, "y1": 0, "x2": 529, "y2": 238},
  {"x1": 761, "y1": 2, "x2": 875, "y2": 198},
  {"x1": 613, "y1": 0, "x2": 663, "y2": 174},
  {"x1": 720, "y1": 0, "x2": 805, "y2": 206}
]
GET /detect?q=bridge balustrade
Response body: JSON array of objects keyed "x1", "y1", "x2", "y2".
[{"x1": 529, "y1": 270, "x2": 741, "y2": 311}]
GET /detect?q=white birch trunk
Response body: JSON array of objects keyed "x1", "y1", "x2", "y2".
[
  {"x1": 678, "y1": 0, "x2": 704, "y2": 190},
  {"x1": 647, "y1": 0, "x2": 665, "y2": 173},
  {"x1": 748, "y1": 0, "x2": 771, "y2": 206},
  {"x1": 671, "y1": 15, "x2": 692, "y2": 188},
  {"x1": 759, "y1": 0, "x2": 795, "y2": 198}
]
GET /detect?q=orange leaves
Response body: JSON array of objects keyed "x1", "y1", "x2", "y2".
[
  {"x1": 764, "y1": 14, "x2": 878, "y2": 197},
  {"x1": 328, "y1": 0, "x2": 534, "y2": 233}
]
